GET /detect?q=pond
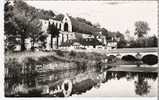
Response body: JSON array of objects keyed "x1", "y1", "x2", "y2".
[{"x1": 5, "y1": 65, "x2": 158, "y2": 97}]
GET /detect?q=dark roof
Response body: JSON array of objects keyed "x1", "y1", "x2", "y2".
[{"x1": 52, "y1": 14, "x2": 64, "y2": 21}]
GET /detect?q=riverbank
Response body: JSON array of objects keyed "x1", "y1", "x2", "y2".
[
  {"x1": 5, "y1": 50, "x2": 157, "y2": 78},
  {"x1": 5, "y1": 50, "x2": 106, "y2": 78}
]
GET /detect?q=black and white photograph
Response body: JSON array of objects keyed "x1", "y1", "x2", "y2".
[{"x1": 4, "y1": 0, "x2": 158, "y2": 98}]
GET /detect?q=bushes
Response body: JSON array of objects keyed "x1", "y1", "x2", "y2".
[
  {"x1": 68, "y1": 51, "x2": 105, "y2": 61},
  {"x1": 38, "y1": 57, "x2": 50, "y2": 65},
  {"x1": 5, "y1": 58, "x2": 22, "y2": 77},
  {"x1": 69, "y1": 50, "x2": 76, "y2": 57},
  {"x1": 23, "y1": 57, "x2": 39, "y2": 74},
  {"x1": 55, "y1": 50, "x2": 64, "y2": 57},
  {"x1": 5, "y1": 50, "x2": 106, "y2": 78}
]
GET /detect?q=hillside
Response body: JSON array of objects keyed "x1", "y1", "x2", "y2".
[{"x1": 13, "y1": 0, "x2": 55, "y2": 20}]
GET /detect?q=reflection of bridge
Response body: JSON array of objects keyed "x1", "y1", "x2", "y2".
[{"x1": 106, "y1": 47, "x2": 158, "y2": 59}]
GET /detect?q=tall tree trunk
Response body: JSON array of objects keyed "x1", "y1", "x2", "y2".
[
  {"x1": 56, "y1": 35, "x2": 59, "y2": 49},
  {"x1": 21, "y1": 36, "x2": 26, "y2": 51},
  {"x1": 50, "y1": 35, "x2": 53, "y2": 49}
]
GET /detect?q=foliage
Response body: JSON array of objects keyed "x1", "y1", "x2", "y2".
[
  {"x1": 115, "y1": 31, "x2": 125, "y2": 40},
  {"x1": 101, "y1": 28, "x2": 110, "y2": 40},
  {"x1": 14, "y1": 0, "x2": 55, "y2": 20},
  {"x1": 70, "y1": 16, "x2": 100, "y2": 35},
  {"x1": 5, "y1": 58, "x2": 22, "y2": 77},
  {"x1": 134, "y1": 21, "x2": 150, "y2": 38},
  {"x1": 128, "y1": 35, "x2": 158, "y2": 48},
  {"x1": 28, "y1": 18, "x2": 44, "y2": 51},
  {"x1": 4, "y1": 0, "x2": 47, "y2": 51},
  {"x1": 23, "y1": 57, "x2": 38, "y2": 73},
  {"x1": 117, "y1": 39, "x2": 127, "y2": 48},
  {"x1": 47, "y1": 22, "x2": 60, "y2": 49},
  {"x1": 55, "y1": 50, "x2": 65, "y2": 57},
  {"x1": 69, "y1": 50, "x2": 76, "y2": 57},
  {"x1": 76, "y1": 17, "x2": 93, "y2": 26},
  {"x1": 4, "y1": 0, "x2": 19, "y2": 51},
  {"x1": 135, "y1": 74, "x2": 151, "y2": 96}
]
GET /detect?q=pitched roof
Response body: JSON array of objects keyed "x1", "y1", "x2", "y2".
[{"x1": 52, "y1": 14, "x2": 64, "y2": 21}]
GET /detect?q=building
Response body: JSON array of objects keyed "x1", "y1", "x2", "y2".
[
  {"x1": 39, "y1": 13, "x2": 106, "y2": 50},
  {"x1": 12, "y1": 12, "x2": 107, "y2": 51},
  {"x1": 107, "y1": 40, "x2": 117, "y2": 50}
]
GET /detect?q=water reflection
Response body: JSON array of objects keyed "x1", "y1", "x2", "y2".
[{"x1": 5, "y1": 65, "x2": 158, "y2": 97}]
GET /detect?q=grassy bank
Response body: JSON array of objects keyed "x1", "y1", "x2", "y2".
[{"x1": 5, "y1": 50, "x2": 106, "y2": 78}]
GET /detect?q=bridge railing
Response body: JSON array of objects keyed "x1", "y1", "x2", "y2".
[{"x1": 107, "y1": 47, "x2": 158, "y2": 53}]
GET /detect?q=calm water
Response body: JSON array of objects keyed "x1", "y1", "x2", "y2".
[{"x1": 5, "y1": 65, "x2": 158, "y2": 97}]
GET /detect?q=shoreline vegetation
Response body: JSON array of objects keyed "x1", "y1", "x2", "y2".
[
  {"x1": 5, "y1": 50, "x2": 105, "y2": 78},
  {"x1": 4, "y1": 50, "x2": 157, "y2": 79}
]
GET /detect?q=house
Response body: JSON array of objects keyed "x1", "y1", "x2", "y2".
[
  {"x1": 13, "y1": 12, "x2": 106, "y2": 51},
  {"x1": 40, "y1": 13, "x2": 106, "y2": 50},
  {"x1": 107, "y1": 40, "x2": 117, "y2": 50}
]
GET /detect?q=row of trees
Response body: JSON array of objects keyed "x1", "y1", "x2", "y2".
[
  {"x1": 101, "y1": 21, "x2": 157, "y2": 48},
  {"x1": 47, "y1": 22, "x2": 60, "y2": 49}
]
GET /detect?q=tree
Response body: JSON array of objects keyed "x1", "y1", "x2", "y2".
[
  {"x1": 47, "y1": 22, "x2": 60, "y2": 49},
  {"x1": 115, "y1": 31, "x2": 125, "y2": 41},
  {"x1": 117, "y1": 39, "x2": 127, "y2": 48},
  {"x1": 144, "y1": 35, "x2": 158, "y2": 47},
  {"x1": 75, "y1": 32, "x2": 83, "y2": 42},
  {"x1": 4, "y1": 0, "x2": 21, "y2": 51},
  {"x1": 13, "y1": 13, "x2": 37, "y2": 51},
  {"x1": 39, "y1": 34, "x2": 48, "y2": 49},
  {"x1": 134, "y1": 21, "x2": 150, "y2": 38},
  {"x1": 29, "y1": 19, "x2": 44, "y2": 51},
  {"x1": 135, "y1": 73, "x2": 151, "y2": 96},
  {"x1": 5, "y1": 0, "x2": 46, "y2": 51},
  {"x1": 101, "y1": 28, "x2": 108, "y2": 39}
]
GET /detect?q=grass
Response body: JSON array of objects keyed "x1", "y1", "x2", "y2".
[{"x1": 5, "y1": 50, "x2": 107, "y2": 77}]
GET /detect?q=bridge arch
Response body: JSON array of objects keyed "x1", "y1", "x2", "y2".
[
  {"x1": 121, "y1": 55, "x2": 137, "y2": 61},
  {"x1": 142, "y1": 54, "x2": 158, "y2": 65}
]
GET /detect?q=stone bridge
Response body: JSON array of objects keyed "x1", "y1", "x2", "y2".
[
  {"x1": 106, "y1": 47, "x2": 158, "y2": 59},
  {"x1": 61, "y1": 47, "x2": 158, "y2": 60}
]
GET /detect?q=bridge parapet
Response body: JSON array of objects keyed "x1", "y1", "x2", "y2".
[
  {"x1": 106, "y1": 47, "x2": 158, "y2": 59},
  {"x1": 107, "y1": 47, "x2": 157, "y2": 53}
]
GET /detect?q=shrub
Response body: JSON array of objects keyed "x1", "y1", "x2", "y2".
[
  {"x1": 5, "y1": 58, "x2": 22, "y2": 77},
  {"x1": 23, "y1": 57, "x2": 38, "y2": 73},
  {"x1": 55, "y1": 50, "x2": 64, "y2": 57},
  {"x1": 38, "y1": 57, "x2": 50, "y2": 65},
  {"x1": 69, "y1": 50, "x2": 76, "y2": 57}
]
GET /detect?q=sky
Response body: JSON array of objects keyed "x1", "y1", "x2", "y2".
[{"x1": 26, "y1": 1, "x2": 158, "y2": 37}]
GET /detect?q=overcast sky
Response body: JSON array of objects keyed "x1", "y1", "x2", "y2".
[{"x1": 26, "y1": 1, "x2": 158, "y2": 37}]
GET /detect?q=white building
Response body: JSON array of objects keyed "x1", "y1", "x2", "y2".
[{"x1": 14, "y1": 13, "x2": 107, "y2": 51}]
